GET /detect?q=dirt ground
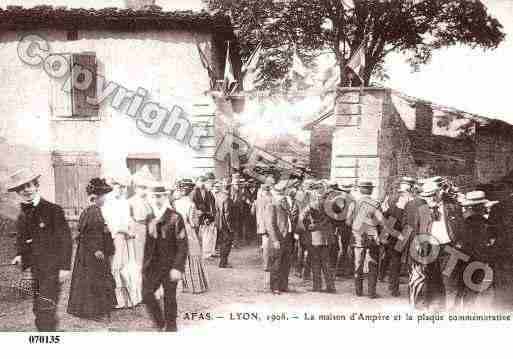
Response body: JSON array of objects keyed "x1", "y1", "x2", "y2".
[{"x1": 0, "y1": 244, "x2": 416, "y2": 332}]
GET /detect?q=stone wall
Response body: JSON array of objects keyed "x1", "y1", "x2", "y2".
[
  {"x1": 306, "y1": 87, "x2": 513, "y2": 198},
  {"x1": 476, "y1": 122, "x2": 513, "y2": 184},
  {"x1": 309, "y1": 123, "x2": 334, "y2": 179}
]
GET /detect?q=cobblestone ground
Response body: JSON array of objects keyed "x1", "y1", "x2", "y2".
[{"x1": 0, "y1": 245, "x2": 412, "y2": 331}]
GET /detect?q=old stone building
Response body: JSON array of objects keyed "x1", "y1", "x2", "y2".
[
  {"x1": 0, "y1": 2, "x2": 239, "y2": 221},
  {"x1": 304, "y1": 87, "x2": 513, "y2": 198}
]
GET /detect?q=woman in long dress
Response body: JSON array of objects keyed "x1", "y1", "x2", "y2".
[
  {"x1": 68, "y1": 178, "x2": 116, "y2": 320},
  {"x1": 102, "y1": 177, "x2": 139, "y2": 308},
  {"x1": 174, "y1": 179, "x2": 209, "y2": 294}
]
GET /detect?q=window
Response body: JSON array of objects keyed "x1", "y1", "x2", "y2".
[
  {"x1": 67, "y1": 30, "x2": 78, "y2": 41},
  {"x1": 51, "y1": 52, "x2": 99, "y2": 118},
  {"x1": 126, "y1": 155, "x2": 162, "y2": 181}
]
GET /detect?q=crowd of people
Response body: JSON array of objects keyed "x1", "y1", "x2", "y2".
[{"x1": 5, "y1": 164, "x2": 513, "y2": 332}]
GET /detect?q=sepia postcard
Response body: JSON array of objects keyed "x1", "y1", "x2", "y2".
[{"x1": 0, "y1": 0, "x2": 512, "y2": 356}]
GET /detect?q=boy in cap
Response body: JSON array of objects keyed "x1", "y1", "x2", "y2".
[{"x1": 8, "y1": 168, "x2": 72, "y2": 331}]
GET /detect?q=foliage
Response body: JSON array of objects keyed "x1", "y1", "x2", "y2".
[{"x1": 205, "y1": 0, "x2": 505, "y2": 89}]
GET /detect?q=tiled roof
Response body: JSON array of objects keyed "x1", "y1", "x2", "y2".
[{"x1": 0, "y1": 5, "x2": 233, "y2": 34}]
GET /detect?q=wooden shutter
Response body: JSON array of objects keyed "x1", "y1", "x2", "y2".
[
  {"x1": 72, "y1": 53, "x2": 99, "y2": 117},
  {"x1": 54, "y1": 162, "x2": 78, "y2": 219},
  {"x1": 53, "y1": 153, "x2": 101, "y2": 221}
]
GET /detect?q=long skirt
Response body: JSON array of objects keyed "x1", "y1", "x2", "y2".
[
  {"x1": 68, "y1": 242, "x2": 116, "y2": 319},
  {"x1": 130, "y1": 222, "x2": 147, "y2": 303},
  {"x1": 200, "y1": 222, "x2": 217, "y2": 259},
  {"x1": 182, "y1": 255, "x2": 209, "y2": 294},
  {"x1": 111, "y1": 233, "x2": 141, "y2": 308}
]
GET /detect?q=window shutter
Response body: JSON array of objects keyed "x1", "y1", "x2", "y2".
[
  {"x1": 53, "y1": 153, "x2": 101, "y2": 221},
  {"x1": 53, "y1": 162, "x2": 78, "y2": 219},
  {"x1": 72, "y1": 52, "x2": 99, "y2": 117},
  {"x1": 50, "y1": 53, "x2": 72, "y2": 118}
]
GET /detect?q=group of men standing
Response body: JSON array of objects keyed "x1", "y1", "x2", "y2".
[{"x1": 254, "y1": 173, "x2": 508, "y2": 311}]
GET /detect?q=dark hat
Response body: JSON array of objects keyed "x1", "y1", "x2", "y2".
[
  {"x1": 358, "y1": 181, "x2": 375, "y2": 188},
  {"x1": 148, "y1": 182, "x2": 171, "y2": 195},
  {"x1": 179, "y1": 178, "x2": 195, "y2": 190},
  {"x1": 204, "y1": 172, "x2": 216, "y2": 180},
  {"x1": 6, "y1": 168, "x2": 41, "y2": 192},
  {"x1": 340, "y1": 183, "x2": 353, "y2": 192},
  {"x1": 309, "y1": 181, "x2": 324, "y2": 191},
  {"x1": 196, "y1": 175, "x2": 207, "y2": 182},
  {"x1": 86, "y1": 178, "x2": 113, "y2": 196}
]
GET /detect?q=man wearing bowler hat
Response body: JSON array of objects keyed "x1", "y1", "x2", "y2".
[
  {"x1": 347, "y1": 180, "x2": 385, "y2": 298},
  {"x1": 264, "y1": 180, "x2": 298, "y2": 294},
  {"x1": 215, "y1": 178, "x2": 235, "y2": 268},
  {"x1": 143, "y1": 183, "x2": 188, "y2": 332},
  {"x1": 8, "y1": 168, "x2": 72, "y2": 331}
]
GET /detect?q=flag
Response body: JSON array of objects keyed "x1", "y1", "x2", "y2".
[
  {"x1": 241, "y1": 42, "x2": 264, "y2": 92},
  {"x1": 224, "y1": 41, "x2": 237, "y2": 94},
  {"x1": 341, "y1": 0, "x2": 355, "y2": 10},
  {"x1": 196, "y1": 42, "x2": 215, "y2": 89},
  {"x1": 320, "y1": 64, "x2": 340, "y2": 95},
  {"x1": 241, "y1": 42, "x2": 263, "y2": 76},
  {"x1": 345, "y1": 42, "x2": 366, "y2": 83},
  {"x1": 291, "y1": 49, "x2": 309, "y2": 78}
]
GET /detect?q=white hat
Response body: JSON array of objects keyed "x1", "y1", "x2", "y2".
[
  {"x1": 5, "y1": 168, "x2": 41, "y2": 192},
  {"x1": 398, "y1": 182, "x2": 412, "y2": 193},
  {"x1": 419, "y1": 181, "x2": 441, "y2": 197},
  {"x1": 131, "y1": 165, "x2": 156, "y2": 186},
  {"x1": 461, "y1": 191, "x2": 488, "y2": 207}
]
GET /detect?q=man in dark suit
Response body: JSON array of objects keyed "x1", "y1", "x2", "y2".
[
  {"x1": 9, "y1": 169, "x2": 72, "y2": 331},
  {"x1": 215, "y1": 179, "x2": 235, "y2": 268},
  {"x1": 264, "y1": 181, "x2": 299, "y2": 294},
  {"x1": 143, "y1": 184, "x2": 188, "y2": 332},
  {"x1": 192, "y1": 175, "x2": 217, "y2": 230}
]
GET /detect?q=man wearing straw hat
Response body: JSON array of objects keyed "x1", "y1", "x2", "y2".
[
  {"x1": 143, "y1": 182, "x2": 188, "y2": 332},
  {"x1": 347, "y1": 180, "x2": 384, "y2": 298},
  {"x1": 456, "y1": 190, "x2": 495, "y2": 308},
  {"x1": 406, "y1": 180, "x2": 446, "y2": 310},
  {"x1": 8, "y1": 168, "x2": 72, "y2": 331},
  {"x1": 381, "y1": 178, "x2": 416, "y2": 297}
]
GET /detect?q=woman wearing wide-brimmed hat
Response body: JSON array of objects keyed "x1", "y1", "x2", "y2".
[
  {"x1": 102, "y1": 174, "x2": 137, "y2": 308},
  {"x1": 128, "y1": 165, "x2": 155, "y2": 304},
  {"x1": 67, "y1": 178, "x2": 116, "y2": 320},
  {"x1": 174, "y1": 179, "x2": 209, "y2": 294}
]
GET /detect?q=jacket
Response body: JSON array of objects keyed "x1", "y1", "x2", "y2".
[
  {"x1": 15, "y1": 198, "x2": 72, "y2": 272},
  {"x1": 143, "y1": 208, "x2": 188, "y2": 274}
]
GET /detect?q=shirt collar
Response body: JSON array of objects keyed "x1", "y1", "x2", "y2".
[{"x1": 32, "y1": 194, "x2": 41, "y2": 207}]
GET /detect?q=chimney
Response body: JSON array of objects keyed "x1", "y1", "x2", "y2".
[{"x1": 125, "y1": 0, "x2": 156, "y2": 10}]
